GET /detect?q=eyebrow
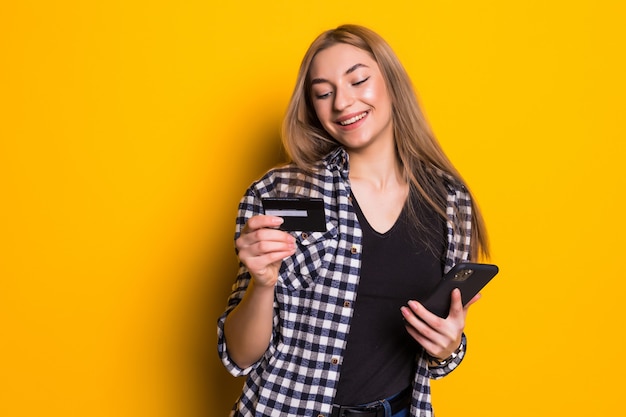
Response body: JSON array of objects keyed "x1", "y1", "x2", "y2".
[{"x1": 310, "y1": 63, "x2": 369, "y2": 85}]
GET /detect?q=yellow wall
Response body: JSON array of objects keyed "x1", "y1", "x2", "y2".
[{"x1": 1, "y1": 1, "x2": 624, "y2": 416}]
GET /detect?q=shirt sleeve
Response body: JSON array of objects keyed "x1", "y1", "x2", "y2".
[
  {"x1": 443, "y1": 179, "x2": 473, "y2": 273},
  {"x1": 426, "y1": 333, "x2": 467, "y2": 380},
  {"x1": 216, "y1": 271, "x2": 261, "y2": 376},
  {"x1": 428, "y1": 180, "x2": 473, "y2": 380}
]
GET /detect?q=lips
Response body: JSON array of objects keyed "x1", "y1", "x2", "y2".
[{"x1": 337, "y1": 111, "x2": 368, "y2": 126}]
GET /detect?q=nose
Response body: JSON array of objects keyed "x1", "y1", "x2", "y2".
[{"x1": 333, "y1": 85, "x2": 354, "y2": 111}]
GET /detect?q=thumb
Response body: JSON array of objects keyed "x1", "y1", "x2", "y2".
[{"x1": 448, "y1": 288, "x2": 464, "y2": 318}]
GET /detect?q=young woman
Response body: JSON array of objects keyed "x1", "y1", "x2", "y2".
[{"x1": 217, "y1": 24, "x2": 489, "y2": 417}]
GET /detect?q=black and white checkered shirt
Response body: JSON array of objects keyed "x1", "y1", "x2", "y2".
[{"x1": 217, "y1": 147, "x2": 473, "y2": 417}]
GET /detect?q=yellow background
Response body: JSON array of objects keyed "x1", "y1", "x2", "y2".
[{"x1": 1, "y1": 1, "x2": 624, "y2": 416}]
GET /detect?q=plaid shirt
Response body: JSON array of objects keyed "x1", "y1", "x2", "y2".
[{"x1": 217, "y1": 147, "x2": 473, "y2": 417}]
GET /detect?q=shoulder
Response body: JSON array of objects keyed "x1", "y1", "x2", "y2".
[
  {"x1": 248, "y1": 152, "x2": 344, "y2": 199},
  {"x1": 249, "y1": 163, "x2": 319, "y2": 194},
  {"x1": 427, "y1": 167, "x2": 471, "y2": 208}
]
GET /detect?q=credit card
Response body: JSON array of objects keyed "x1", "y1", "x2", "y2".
[{"x1": 261, "y1": 197, "x2": 326, "y2": 231}]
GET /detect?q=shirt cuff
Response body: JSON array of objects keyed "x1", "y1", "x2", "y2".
[{"x1": 427, "y1": 333, "x2": 467, "y2": 379}]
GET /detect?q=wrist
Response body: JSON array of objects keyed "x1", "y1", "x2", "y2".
[
  {"x1": 249, "y1": 272, "x2": 278, "y2": 290},
  {"x1": 427, "y1": 338, "x2": 465, "y2": 367}
]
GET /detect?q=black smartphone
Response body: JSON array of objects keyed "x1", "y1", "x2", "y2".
[
  {"x1": 421, "y1": 262, "x2": 499, "y2": 318},
  {"x1": 261, "y1": 197, "x2": 326, "y2": 232}
]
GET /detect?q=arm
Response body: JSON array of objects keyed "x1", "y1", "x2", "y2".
[
  {"x1": 405, "y1": 176, "x2": 479, "y2": 377},
  {"x1": 223, "y1": 215, "x2": 296, "y2": 369}
]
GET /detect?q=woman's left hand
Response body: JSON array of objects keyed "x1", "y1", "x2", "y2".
[{"x1": 401, "y1": 289, "x2": 480, "y2": 361}]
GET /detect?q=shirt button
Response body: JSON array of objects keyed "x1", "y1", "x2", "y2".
[
  {"x1": 301, "y1": 232, "x2": 308, "y2": 240},
  {"x1": 317, "y1": 414, "x2": 325, "y2": 417},
  {"x1": 350, "y1": 246, "x2": 358, "y2": 254},
  {"x1": 331, "y1": 357, "x2": 340, "y2": 365},
  {"x1": 343, "y1": 301, "x2": 351, "y2": 308}
]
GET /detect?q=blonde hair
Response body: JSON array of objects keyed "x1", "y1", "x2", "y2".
[{"x1": 282, "y1": 24, "x2": 489, "y2": 259}]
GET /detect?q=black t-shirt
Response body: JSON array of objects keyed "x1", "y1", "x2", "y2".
[{"x1": 333, "y1": 193, "x2": 446, "y2": 405}]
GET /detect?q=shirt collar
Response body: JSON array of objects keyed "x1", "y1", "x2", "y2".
[{"x1": 324, "y1": 147, "x2": 350, "y2": 178}]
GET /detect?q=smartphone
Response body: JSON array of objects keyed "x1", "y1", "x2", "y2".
[
  {"x1": 421, "y1": 262, "x2": 499, "y2": 318},
  {"x1": 261, "y1": 197, "x2": 326, "y2": 232}
]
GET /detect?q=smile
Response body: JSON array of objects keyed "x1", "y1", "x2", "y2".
[{"x1": 338, "y1": 111, "x2": 368, "y2": 126}]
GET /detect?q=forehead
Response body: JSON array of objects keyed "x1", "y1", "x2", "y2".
[{"x1": 309, "y1": 43, "x2": 378, "y2": 79}]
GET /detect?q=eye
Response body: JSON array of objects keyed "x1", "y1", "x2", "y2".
[
  {"x1": 315, "y1": 91, "x2": 332, "y2": 100},
  {"x1": 352, "y1": 76, "x2": 370, "y2": 86}
]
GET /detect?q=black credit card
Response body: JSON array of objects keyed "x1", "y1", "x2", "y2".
[{"x1": 261, "y1": 198, "x2": 326, "y2": 231}]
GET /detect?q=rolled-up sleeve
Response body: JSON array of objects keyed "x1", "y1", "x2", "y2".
[{"x1": 426, "y1": 333, "x2": 467, "y2": 379}]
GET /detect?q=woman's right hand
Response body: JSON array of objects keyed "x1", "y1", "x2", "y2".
[{"x1": 235, "y1": 215, "x2": 297, "y2": 287}]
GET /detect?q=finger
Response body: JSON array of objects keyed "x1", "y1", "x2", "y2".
[
  {"x1": 403, "y1": 320, "x2": 429, "y2": 346},
  {"x1": 447, "y1": 288, "x2": 465, "y2": 318},
  {"x1": 402, "y1": 301, "x2": 426, "y2": 327},
  {"x1": 401, "y1": 307, "x2": 433, "y2": 342},
  {"x1": 401, "y1": 311, "x2": 446, "y2": 357},
  {"x1": 237, "y1": 227, "x2": 295, "y2": 252},
  {"x1": 244, "y1": 245, "x2": 296, "y2": 284},
  {"x1": 253, "y1": 238, "x2": 296, "y2": 257},
  {"x1": 243, "y1": 215, "x2": 284, "y2": 233},
  {"x1": 248, "y1": 249, "x2": 295, "y2": 271},
  {"x1": 402, "y1": 302, "x2": 446, "y2": 339},
  {"x1": 238, "y1": 236, "x2": 296, "y2": 264}
]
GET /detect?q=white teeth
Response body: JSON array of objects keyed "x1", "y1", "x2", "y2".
[{"x1": 339, "y1": 112, "x2": 367, "y2": 126}]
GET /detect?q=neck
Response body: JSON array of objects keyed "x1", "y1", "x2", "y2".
[{"x1": 347, "y1": 142, "x2": 405, "y2": 190}]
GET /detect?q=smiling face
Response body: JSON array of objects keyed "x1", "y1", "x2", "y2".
[{"x1": 308, "y1": 43, "x2": 394, "y2": 153}]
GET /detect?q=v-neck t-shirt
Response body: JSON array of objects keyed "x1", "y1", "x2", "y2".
[{"x1": 333, "y1": 192, "x2": 446, "y2": 405}]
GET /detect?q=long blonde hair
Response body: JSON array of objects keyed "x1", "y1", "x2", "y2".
[{"x1": 282, "y1": 24, "x2": 489, "y2": 259}]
